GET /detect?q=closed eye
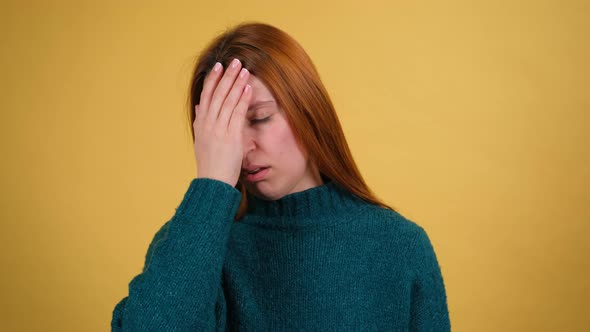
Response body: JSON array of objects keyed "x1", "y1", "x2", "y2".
[{"x1": 250, "y1": 116, "x2": 270, "y2": 124}]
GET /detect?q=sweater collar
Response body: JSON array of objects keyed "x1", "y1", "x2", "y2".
[{"x1": 242, "y1": 179, "x2": 369, "y2": 229}]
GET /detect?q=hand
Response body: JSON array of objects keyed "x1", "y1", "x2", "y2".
[{"x1": 193, "y1": 58, "x2": 252, "y2": 187}]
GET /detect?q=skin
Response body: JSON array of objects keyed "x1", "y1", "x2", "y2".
[
  {"x1": 194, "y1": 58, "x2": 323, "y2": 201},
  {"x1": 240, "y1": 74, "x2": 324, "y2": 201}
]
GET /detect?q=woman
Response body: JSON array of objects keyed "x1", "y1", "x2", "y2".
[{"x1": 112, "y1": 22, "x2": 451, "y2": 331}]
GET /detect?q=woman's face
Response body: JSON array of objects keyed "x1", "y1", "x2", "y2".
[{"x1": 239, "y1": 75, "x2": 323, "y2": 200}]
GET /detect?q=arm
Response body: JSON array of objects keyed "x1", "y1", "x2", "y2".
[
  {"x1": 408, "y1": 226, "x2": 451, "y2": 332},
  {"x1": 111, "y1": 178, "x2": 241, "y2": 332}
]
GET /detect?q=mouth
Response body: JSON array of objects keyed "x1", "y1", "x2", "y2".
[{"x1": 242, "y1": 167, "x2": 270, "y2": 182}]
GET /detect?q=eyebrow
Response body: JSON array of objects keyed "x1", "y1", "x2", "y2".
[{"x1": 248, "y1": 100, "x2": 275, "y2": 112}]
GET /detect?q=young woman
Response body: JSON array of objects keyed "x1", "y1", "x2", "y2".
[{"x1": 112, "y1": 22, "x2": 451, "y2": 331}]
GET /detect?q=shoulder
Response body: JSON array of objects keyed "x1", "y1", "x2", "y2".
[
  {"x1": 359, "y1": 204, "x2": 442, "y2": 271},
  {"x1": 358, "y1": 204, "x2": 426, "y2": 238},
  {"x1": 352, "y1": 204, "x2": 436, "y2": 256}
]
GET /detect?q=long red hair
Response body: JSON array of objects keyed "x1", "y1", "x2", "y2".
[{"x1": 186, "y1": 21, "x2": 398, "y2": 220}]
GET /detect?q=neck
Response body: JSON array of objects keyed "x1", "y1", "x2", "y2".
[{"x1": 241, "y1": 179, "x2": 370, "y2": 230}]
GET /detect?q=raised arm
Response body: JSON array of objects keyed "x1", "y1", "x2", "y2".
[
  {"x1": 111, "y1": 178, "x2": 241, "y2": 331},
  {"x1": 112, "y1": 57, "x2": 252, "y2": 331}
]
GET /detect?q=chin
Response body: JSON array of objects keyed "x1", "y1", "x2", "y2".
[{"x1": 247, "y1": 181, "x2": 282, "y2": 201}]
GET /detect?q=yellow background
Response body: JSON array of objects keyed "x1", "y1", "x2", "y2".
[{"x1": 1, "y1": 0, "x2": 588, "y2": 331}]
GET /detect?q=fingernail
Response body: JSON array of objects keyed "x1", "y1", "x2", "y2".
[
  {"x1": 213, "y1": 62, "x2": 221, "y2": 72},
  {"x1": 231, "y1": 58, "x2": 240, "y2": 68},
  {"x1": 239, "y1": 68, "x2": 249, "y2": 78}
]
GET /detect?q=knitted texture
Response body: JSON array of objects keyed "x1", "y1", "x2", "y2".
[{"x1": 112, "y1": 178, "x2": 451, "y2": 331}]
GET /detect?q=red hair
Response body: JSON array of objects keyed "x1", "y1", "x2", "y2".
[{"x1": 186, "y1": 21, "x2": 398, "y2": 220}]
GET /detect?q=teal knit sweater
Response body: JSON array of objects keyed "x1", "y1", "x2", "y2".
[{"x1": 112, "y1": 178, "x2": 451, "y2": 331}]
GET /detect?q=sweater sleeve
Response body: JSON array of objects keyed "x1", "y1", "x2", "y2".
[
  {"x1": 111, "y1": 178, "x2": 242, "y2": 332},
  {"x1": 408, "y1": 226, "x2": 451, "y2": 332}
]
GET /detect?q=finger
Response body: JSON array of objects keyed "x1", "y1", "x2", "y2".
[
  {"x1": 218, "y1": 67, "x2": 250, "y2": 129},
  {"x1": 228, "y1": 84, "x2": 252, "y2": 134},
  {"x1": 194, "y1": 104, "x2": 205, "y2": 128},
  {"x1": 206, "y1": 58, "x2": 242, "y2": 127},
  {"x1": 199, "y1": 62, "x2": 223, "y2": 116},
  {"x1": 194, "y1": 104, "x2": 204, "y2": 124}
]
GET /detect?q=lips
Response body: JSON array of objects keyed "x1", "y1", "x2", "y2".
[
  {"x1": 243, "y1": 167, "x2": 270, "y2": 182},
  {"x1": 242, "y1": 165, "x2": 269, "y2": 174}
]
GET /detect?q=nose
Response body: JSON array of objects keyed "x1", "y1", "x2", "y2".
[{"x1": 242, "y1": 126, "x2": 256, "y2": 156}]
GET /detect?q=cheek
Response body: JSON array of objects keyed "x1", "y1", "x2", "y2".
[
  {"x1": 262, "y1": 125, "x2": 290, "y2": 160},
  {"x1": 271, "y1": 124, "x2": 305, "y2": 167}
]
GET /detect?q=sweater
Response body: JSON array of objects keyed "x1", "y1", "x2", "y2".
[{"x1": 111, "y1": 178, "x2": 451, "y2": 331}]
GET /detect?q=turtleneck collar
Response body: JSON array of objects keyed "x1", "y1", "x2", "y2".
[{"x1": 241, "y1": 179, "x2": 370, "y2": 230}]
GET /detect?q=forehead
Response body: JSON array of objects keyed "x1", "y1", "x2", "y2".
[
  {"x1": 247, "y1": 75, "x2": 274, "y2": 100},
  {"x1": 247, "y1": 75, "x2": 276, "y2": 111}
]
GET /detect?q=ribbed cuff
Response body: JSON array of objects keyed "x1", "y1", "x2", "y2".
[{"x1": 175, "y1": 178, "x2": 242, "y2": 223}]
